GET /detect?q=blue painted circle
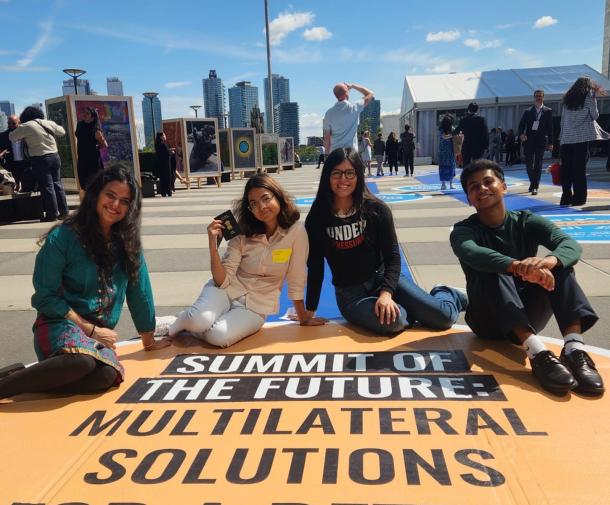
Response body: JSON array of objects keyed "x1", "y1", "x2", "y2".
[{"x1": 238, "y1": 140, "x2": 250, "y2": 153}]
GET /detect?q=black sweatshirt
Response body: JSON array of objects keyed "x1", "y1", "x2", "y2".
[{"x1": 305, "y1": 199, "x2": 401, "y2": 311}]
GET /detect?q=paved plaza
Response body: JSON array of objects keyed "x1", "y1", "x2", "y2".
[{"x1": 1, "y1": 160, "x2": 610, "y2": 367}]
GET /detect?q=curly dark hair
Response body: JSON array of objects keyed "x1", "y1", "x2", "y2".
[
  {"x1": 307, "y1": 147, "x2": 380, "y2": 226},
  {"x1": 563, "y1": 76, "x2": 599, "y2": 110},
  {"x1": 39, "y1": 164, "x2": 143, "y2": 290},
  {"x1": 234, "y1": 174, "x2": 300, "y2": 236},
  {"x1": 440, "y1": 114, "x2": 454, "y2": 134},
  {"x1": 20, "y1": 105, "x2": 44, "y2": 123}
]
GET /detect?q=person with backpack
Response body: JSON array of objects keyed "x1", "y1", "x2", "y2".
[{"x1": 9, "y1": 106, "x2": 68, "y2": 221}]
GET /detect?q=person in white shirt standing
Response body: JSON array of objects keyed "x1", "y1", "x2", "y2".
[{"x1": 323, "y1": 82, "x2": 374, "y2": 154}]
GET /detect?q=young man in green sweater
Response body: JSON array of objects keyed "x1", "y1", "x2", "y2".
[{"x1": 450, "y1": 159, "x2": 604, "y2": 396}]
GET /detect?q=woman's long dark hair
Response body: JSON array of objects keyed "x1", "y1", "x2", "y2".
[
  {"x1": 20, "y1": 105, "x2": 44, "y2": 123},
  {"x1": 234, "y1": 174, "x2": 300, "y2": 236},
  {"x1": 440, "y1": 114, "x2": 454, "y2": 134},
  {"x1": 80, "y1": 107, "x2": 101, "y2": 130},
  {"x1": 154, "y1": 132, "x2": 165, "y2": 153},
  {"x1": 40, "y1": 164, "x2": 143, "y2": 288},
  {"x1": 563, "y1": 76, "x2": 597, "y2": 110},
  {"x1": 307, "y1": 147, "x2": 378, "y2": 226}
]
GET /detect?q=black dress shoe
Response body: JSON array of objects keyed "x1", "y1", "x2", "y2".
[
  {"x1": 530, "y1": 350, "x2": 576, "y2": 395},
  {"x1": 531, "y1": 188, "x2": 538, "y2": 195},
  {"x1": 560, "y1": 349, "x2": 605, "y2": 396}
]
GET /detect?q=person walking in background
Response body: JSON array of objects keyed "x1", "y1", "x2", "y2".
[
  {"x1": 504, "y1": 129, "x2": 516, "y2": 166},
  {"x1": 373, "y1": 132, "x2": 385, "y2": 176},
  {"x1": 316, "y1": 145, "x2": 325, "y2": 169},
  {"x1": 385, "y1": 131, "x2": 399, "y2": 175},
  {"x1": 323, "y1": 82, "x2": 375, "y2": 153},
  {"x1": 359, "y1": 130, "x2": 372, "y2": 176},
  {"x1": 154, "y1": 132, "x2": 173, "y2": 197},
  {"x1": 400, "y1": 124, "x2": 415, "y2": 176},
  {"x1": 488, "y1": 128, "x2": 501, "y2": 163},
  {"x1": 438, "y1": 114, "x2": 457, "y2": 190},
  {"x1": 456, "y1": 102, "x2": 489, "y2": 166},
  {"x1": 518, "y1": 90, "x2": 553, "y2": 195},
  {"x1": 9, "y1": 106, "x2": 68, "y2": 222},
  {"x1": 75, "y1": 107, "x2": 107, "y2": 191},
  {"x1": 559, "y1": 77, "x2": 610, "y2": 206},
  {"x1": 0, "y1": 115, "x2": 33, "y2": 192}
]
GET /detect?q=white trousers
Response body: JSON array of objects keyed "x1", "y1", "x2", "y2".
[{"x1": 169, "y1": 281, "x2": 265, "y2": 348}]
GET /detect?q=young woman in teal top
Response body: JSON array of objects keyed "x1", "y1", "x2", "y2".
[{"x1": 0, "y1": 165, "x2": 168, "y2": 400}]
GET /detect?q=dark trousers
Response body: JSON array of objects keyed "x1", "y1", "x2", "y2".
[
  {"x1": 7, "y1": 160, "x2": 30, "y2": 191},
  {"x1": 317, "y1": 154, "x2": 325, "y2": 168},
  {"x1": 560, "y1": 142, "x2": 589, "y2": 206},
  {"x1": 461, "y1": 147, "x2": 484, "y2": 167},
  {"x1": 465, "y1": 267, "x2": 597, "y2": 342},
  {"x1": 403, "y1": 149, "x2": 414, "y2": 175},
  {"x1": 388, "y1": 154, "x2": 398, "y2": 172},
  {"x1": 524, "y1": 142, "x2": 545, "y2": 190},
  {"x1": 30, "y1": 153, "x2": 68, "y2": 219}
]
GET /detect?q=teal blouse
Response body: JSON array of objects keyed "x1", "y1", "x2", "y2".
[{"x1": 31, "y1": 224, "x2": 155, "y2": 332}]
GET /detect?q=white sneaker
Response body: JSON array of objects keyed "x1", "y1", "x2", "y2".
[{"x1": 154, "y1": 315, "x2": 177, "y2": 337}]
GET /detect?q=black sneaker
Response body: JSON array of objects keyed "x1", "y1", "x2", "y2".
[
  {"x1": 530, "y1": 350, "x2": 576, "y2": 395},
  {"x1": 560, "y1": 348, "x2": 605, "y2": 396}
]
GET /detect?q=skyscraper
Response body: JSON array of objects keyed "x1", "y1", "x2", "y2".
[
  {"x1": 360, "y1": 99, "x2": 381, "y2": 136},
  {"x1": 62, "y1": 78, "x2": 91, "y2": 95},
  {"x1": 276, "y1": 102, "x2": 300, "y2": 146},
  {"x1": 0, "y1": 101, "x2": 15, "y2": 117},
  {"x1": 203, "y1": 70, "x2": 227, "y2": 128},
  {"x1": 0, "y1": 111, "x2": 7, "y2": 132},
  {"x1": 106, "y1": 77, "x2": 124, "y2": 96},
  {"x1": 228, "y1": 81, "x2": 259, "y2": 128},
  {"x1": 263, "y1": 74, "x2": 290, "y2": 133},
  {"x1": 142, "y1": 96, "x2": 162, "y2": 147}
]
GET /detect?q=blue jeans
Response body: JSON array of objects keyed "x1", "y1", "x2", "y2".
[
  {"x1": 30, "y1": 153, "x2": 68, "y2": 219},
  {"x1": 335, "y1": 271, "x2": 466, "y2": 336}
]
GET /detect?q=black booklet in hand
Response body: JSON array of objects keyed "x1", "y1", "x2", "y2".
[{"x1": 214, "y1": 210, "x2": 241, "y2": 246}]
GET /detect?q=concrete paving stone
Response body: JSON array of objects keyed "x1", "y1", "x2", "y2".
[
  {"x1": 0, "y1": 274, "x2": 34, "y2": 310},
  {"x1": 393, "y1": 216, "x2": 467, "y2": 228},
  {"x1": 0, "y1": 238, "x2": 40, "y2": 253},
  {"x1": 396, "y1": 227, "x2": 451, "y2": 243},
  {"x1": 149, "y1": 270, "x2": 211, "y2": 307},
  {"x1": 0, "y1": 252, "x2": 36, "y2": 276},
  {"x1": 144, "y1": 249, "x2": 212, "y2": 272},
  {"x1": 580, "y1": 244, "x2": 610, "y2": 260},
  {"x1": 401, "y1": 242, "x2": 457, "y2": 265},
  {"x1": 573, "y1": 261, "x2": 610, "y2": 296},
  {"x1": 583, "y1": 259, "x2": 610, "y2": 275},
  {"x1": 143, "y1": 234, "x2": 209, "y2": 250}
]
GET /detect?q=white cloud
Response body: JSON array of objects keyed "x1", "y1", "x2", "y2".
[
  {"x1": 303, "y1": 26, "x2": 332, "y2": 41},
  {"x1": 534, "y1": 16, "x2": 558, "y2": 29},
  {"x1": 426, "y1": 30, "x2": 460, "y2": 42},
  {"x1": 503, "y1": 47, "x2": 542, "y2": 67},
  {"x1": 0, "y1": 65, "x2": 48, "y2": 72},
  {"x1": 15, "y1": 20, "x2": 54, "y2": 68},
  {"x1": 275, "y1": 46, "x2": 321, "y2": 63},
  {"x1": 226, "y1": 71, "x2": 258, "y2": 85},
  {"x1": 383, "y1": 48, "x2": 468, "y2": 74},
  {"x1": 164, "y1": 81, "x2": 192, "y2": 89},
  {"x1": 338, "y1": 47, "x2": 373, "y2": 62},
  {"x1": 463, "y1": 38, "x2": 501, "y2": 51},
  {"x1": 504, "y1": 47, "x2": 517, "y2": 55},
  {"x1": 267, "y1": 11, "x2": 314, "y2": 46},
  {"x1": 300, "y1": 112, "x2": 323, "y2": 139},
  {"x1": 426, "y1": 63, "x2": 452, "y2": 73}
]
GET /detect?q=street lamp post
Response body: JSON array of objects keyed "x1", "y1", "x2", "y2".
[
  {"x1": 264, "y1": 0, "x2": 274, "y2": 133},
  {"x1": 189, "y1": 105, "x2": 202, "y2": 118},
  {"x1": 62, "y1": 68, "x2": 86, "y2": 95},
  {"x1": 143, "y1": 91, "x2": 159, "y2": 146}
]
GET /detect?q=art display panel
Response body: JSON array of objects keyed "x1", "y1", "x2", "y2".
[
  {"x1": 162, "y1": 119, "x2": 185, "y2": 176},
  {"x1": 185, "y1": 118, "x2": 220, "y2": 175},
  {"x1": 258, "y1": 133, "x2": 280, "y2": 170},
  {"x1": 70, "y1": 96, "x2": 141, "y2": 186},
  {"x1": 45, "y1": 98, "x2": 76, "y2": 180},
  {"x1": 230, "y1": 128, "x2": 257, "y2": 171},
  {"x1": 280, "y1": 136, "x2": 294, "y2": 166}
]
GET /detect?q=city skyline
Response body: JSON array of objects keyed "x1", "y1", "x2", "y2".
[
  {"x1": 0, "y1": 1, "x2": 606, "y2": 141},
  {"x1": 202, "y1": 70, "x2": 227, "y2": 128}
]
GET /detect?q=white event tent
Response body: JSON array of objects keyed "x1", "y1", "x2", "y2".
[{"x1": 400, "y1": 64, "x2": 610, "y2": 162}]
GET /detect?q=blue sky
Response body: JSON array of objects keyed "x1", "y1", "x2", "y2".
[{"x1": 0, "y1": 0, "x2": 606, "y2": 140}]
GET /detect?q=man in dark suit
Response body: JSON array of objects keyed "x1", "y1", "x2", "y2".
[
  {"x1": 518, "y1": 90, "x2": 553, "y2": 195},
  {"x1": 0, "y1": 115, "x2": 32, "y2": 192},
  {"x1": 456, "y1": 102, "x2": 489, "y2": 166}
]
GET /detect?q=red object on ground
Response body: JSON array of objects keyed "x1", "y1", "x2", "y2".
[{"x1": 548, "y1": 162, "x2": 561, "y2": 185}]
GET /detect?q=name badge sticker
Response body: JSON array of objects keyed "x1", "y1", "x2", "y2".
[{"x1": 272, "y1": 248, "x2": 292, "y2": 263}]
